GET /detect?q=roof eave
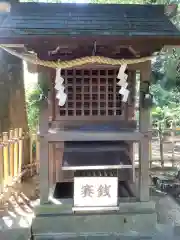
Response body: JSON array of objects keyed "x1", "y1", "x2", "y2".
[{"x1": 0, "y1": 35, "x2": 180, "y2": 46}]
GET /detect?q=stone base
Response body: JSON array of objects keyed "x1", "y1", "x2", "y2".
[
  {"x1": 32, "y1": 201, "x2": 158, "y2": 238},
  {"x1": 0, "y1": 228, "x2": 30, "y2": 240}
]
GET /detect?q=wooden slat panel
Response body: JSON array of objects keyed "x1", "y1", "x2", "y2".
[
  {"x1": 18, "y1": 128, "x2": 23, "y2": 177},
  {"x1": 0, "y1": 137, "x2": 4, "y2": 193},
  {"x1": 3, "y1": 133, "x2": 9, "y2": 187},
  {"x1": 9, "y1": 130, "x2": 14, "y2": 179},
  {"x1": 82, "y1": 70, "x2": 84, "y2": 116},
  {"x1": 14, "y1": 129, "x2": 19, "y2": 178}
]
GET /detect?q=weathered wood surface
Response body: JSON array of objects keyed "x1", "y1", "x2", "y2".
[
  {"x1": 138, "y1": 61, "x2": 151, "y2": 201},
  {"x1": 46, "y1": 130, "x2": 144, "y2": 142},
  {"x1": 0, "y1": 49, "x2": 29, "y2": 165}
]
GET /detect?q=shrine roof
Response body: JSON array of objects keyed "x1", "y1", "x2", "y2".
[{"x1": 0, "y1": 3, "x2": 180, "y2": 44}]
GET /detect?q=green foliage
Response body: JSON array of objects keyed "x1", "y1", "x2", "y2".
[
  {"x1": 150, "y1": 2, "x2": 180, "y2": 127},
  {"x1": 90, "y1": 0, "x2": 172, "y2": 4},
  {"x1": 26, "y1": 71, "x2": 49, "y2": 132},
  {"x1": 150, "y1": 48, "x2": 180, "y2": 127},
  {"x1": 26, "y1": 86, "x2": 41, "y2": 132},
  {"x1": 151, "y1": 83, "x2": 180, "y2": 127}
]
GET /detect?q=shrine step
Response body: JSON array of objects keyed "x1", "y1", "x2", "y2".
[
  {"x1": 32, "y1": 206, "x2": 157, "y2": 236},
  {"x1": 32, "y1": 230, "x2": 175, "y2": 240},
  {"x1": 32, "y1": 224, "x2": 179, "y2": 240},
  {"x1": 0, "y1": 228, "x2": 30, "y2": 240},
  {"x1": 33, "y1": 234, "x2": 154, "y2": 239}
]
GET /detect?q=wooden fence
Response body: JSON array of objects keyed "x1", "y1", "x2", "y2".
[
  {"x1": 134, "y1": 127, "x2": 180, "y2": 169},
  {"x1": 0, "y1": 128, "x2": 39, "y2": 202}
]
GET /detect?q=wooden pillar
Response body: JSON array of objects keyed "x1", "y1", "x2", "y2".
[
  {"x1": 38, "y1": 67, "x2": 50, "y2": 204},
  {"x1": 39, "y1": 101, "x2": 49, "y2": 204},
  {"x1": 130, "y1": 70, "x2": 136, "y2": 183},
  {"x1": 139, "y1": 61, "x2": 151, "y2": 202},
  {"x1": 50, "y1": 69, "x2": 56, "y2": 121}
]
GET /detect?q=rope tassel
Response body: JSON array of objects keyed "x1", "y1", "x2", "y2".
[{"x1": 55, "y1": 68, "x2": 67, "y2": 106}]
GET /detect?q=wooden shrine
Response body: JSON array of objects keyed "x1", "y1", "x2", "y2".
[{"x1": 0, "y1": 2, "x2": 180, "y2": 238}]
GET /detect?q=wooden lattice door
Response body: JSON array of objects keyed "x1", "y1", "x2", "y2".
[{"x1": 59, "y1": 69, "x2": 125, "y2": 117}]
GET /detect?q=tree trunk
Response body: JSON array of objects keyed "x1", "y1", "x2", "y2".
[
  {"x1": 0, "y1": 49, "x2": 30, "y2": 165},
  {"x1": 0, "y1": 50, "x2": 11, "y2": 133},
  {"x1": 8, "y1": 54, "x2": 28, "y2": 132}
]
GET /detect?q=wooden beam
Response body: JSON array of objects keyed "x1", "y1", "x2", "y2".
[
  {"x1": 45, "y1": 130, "x2": 144, "y2": 142},
  {"x1": 32, "y1": 40, "x2": 160, "y2": 59},
  {"x1": 51, "y1": 119, "x2": 137, "y2": 129},
  {"x1": 1, "y1": 35, "x2": 180, "y2": 48},
  {"x1": 28, "y1": 37, "x2": 163, "y2": 59},
  {"x1": 139, "y1": 61, "x2": 151, "y2": 202},
  {"x1": 128, "y1": 46, "x2": 140, "y2": 57},
  {"x1": 37, "y1": 50, "x2": 141, "y2": 62}
]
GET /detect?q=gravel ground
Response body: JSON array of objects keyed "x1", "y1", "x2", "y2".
[
  {"x1": 152, "y1": 189, "x2": 180, "y2": 225},
  {"x1": 0, "y1": 175, "x2": 39, "y2": 230}
]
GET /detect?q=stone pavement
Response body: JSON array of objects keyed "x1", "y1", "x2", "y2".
[
  {"x1": 0, "y1": 196, "x2": 38, "y2": 239},
  {"x1": 0, "y1": 228, "x2": 31, "y2": 240},
  {"x1": 0, "y1": 221, "x2": 180, "y2": 240},
  {"x1": 1, "y1": 194, "x2": 180, "y2": 239}
]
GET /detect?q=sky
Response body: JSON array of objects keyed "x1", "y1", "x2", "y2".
[{"x1": 24, "y1": 62, "x2": 38, "y2": 90}]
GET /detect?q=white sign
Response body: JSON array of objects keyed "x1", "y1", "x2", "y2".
[{"x1": 74, "y1": 177, "x2": 118, "y2": 207}]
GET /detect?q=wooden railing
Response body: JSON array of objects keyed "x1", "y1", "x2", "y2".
[
  {"x1": 134, "y1": 127, "x2": 180, "y2": 169},
  {"x1": 149, "y1": 127, "x2": 180, "y2": 169},
  {"x1": 0, "y1": 128, "x2": 39, "y2": 202}
]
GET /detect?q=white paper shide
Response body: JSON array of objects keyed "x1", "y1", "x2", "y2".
[
  {"x1": 74, "y1": 177, "x2": 118, "y2": 208},
  {"x1": 55, "y1": 68, "x2": 67, "y2": 106},
  {"x1": 117, "y1": 64, "x2": 129, "y2": 102}
]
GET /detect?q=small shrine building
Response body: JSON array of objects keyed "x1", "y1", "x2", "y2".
[{"x1": 0, "y1": 2, "x2": 180, "y2": 237}]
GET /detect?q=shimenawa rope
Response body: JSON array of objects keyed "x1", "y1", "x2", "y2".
[{"x1": 0, "y1": 45, "x2": 154, "y2": 68}]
